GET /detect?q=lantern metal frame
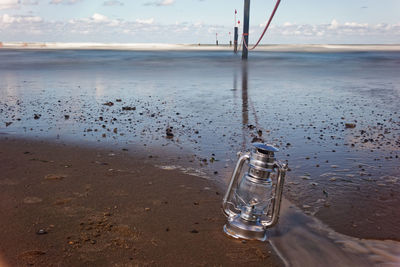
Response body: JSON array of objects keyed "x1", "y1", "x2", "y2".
[{"x1": 222, "y1": 143, "x2": 287, "y2": 241}]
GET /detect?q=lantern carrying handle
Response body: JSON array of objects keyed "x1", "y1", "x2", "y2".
[
  {"x1": 261, "y1": 161, "x2": 287, "y2": 228},
  {"x1": 222, "y1": 153, "x2": 250, "y2": 217}
]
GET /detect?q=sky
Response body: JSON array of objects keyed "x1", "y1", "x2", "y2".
[{"x1": 0, "y1": 0, "x2": 399, "y2": 44}]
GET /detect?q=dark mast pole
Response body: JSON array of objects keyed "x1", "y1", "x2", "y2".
[
  {"x1": 234, "y1": 26, "x2": 238, "y2": 53},
  {"x1": 242, "y1": 0, "x2": 250, "y2": 60}
]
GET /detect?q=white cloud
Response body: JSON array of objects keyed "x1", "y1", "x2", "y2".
[
  {"x1": 264, "y1": 20, "x2": 400, "y2": 43},
  {"x1": 23, "y1": 0, "x2": 38, "y2": 4},
  {"x1": 92, "y1": 13, "x2": 108, "y2": 22},
  {"x1": 103, "y1": 0, "x2": 123, "y2": 6},
  {"x1": 0, "y1": 12, "x2": 399, "y2": 44},
  {"x1": 0, "y1": 0, "x2": 19, "y2": 10},
  {"x1": 68, "y1": 13, "x2": 120, "y2": 27},
  {"x1": 328, "y1": 19, "x2": 339, "y2": 30},
  {"x1": 1, "y1": 13, "x2": 42, "y2": 24},
  {"x1": 136, "y1": 18, "x2": 154, "y2": 24},
  {"x1": 49, "y1": 0, "x2": 82, "y2": 5},
  {"x1": 160, "y1": 0, "x2": 173, "y2": 5},
  {"x1": 0, "y1": 0, "x2": 39, "y2": 10},
  {"x1": 144, "y1": 0, "x2": 174, "y2": 6}
]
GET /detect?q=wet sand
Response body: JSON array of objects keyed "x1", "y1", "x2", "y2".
[{"x1": 0, "y1": 136, "x2": 283, "y2": 266}]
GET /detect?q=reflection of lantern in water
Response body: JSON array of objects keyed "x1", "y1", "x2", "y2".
[{"x1": 222, "y1": 143, "x2": 287, "y2": 241}]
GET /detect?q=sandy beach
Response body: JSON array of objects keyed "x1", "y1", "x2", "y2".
[
  {"x1": 0, "y1": 136, "x2": 283, "y2": 266},
  {"x1": 2, "y1": 43, "x2": 400, "y2": 52}
]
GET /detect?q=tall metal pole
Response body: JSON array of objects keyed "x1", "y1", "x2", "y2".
[{"x1": 242, "y1": 0, "x2": 250, "y2": 60}]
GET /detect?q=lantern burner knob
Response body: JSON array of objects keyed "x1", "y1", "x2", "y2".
[
  {"x1": 253, "y1": 143, "x2": 279, "y2": 155},
  {"x1": 249, "y1": 143, "x2": 279, "y2": 178}
]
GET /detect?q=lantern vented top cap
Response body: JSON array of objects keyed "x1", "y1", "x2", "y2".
[{"x1": 253, "y1": 143, "x2": 279, "y2": 154}]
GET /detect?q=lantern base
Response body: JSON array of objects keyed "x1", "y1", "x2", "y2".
[{"x1": 223, "y1": 215, "x2": 267, "y2": 241}]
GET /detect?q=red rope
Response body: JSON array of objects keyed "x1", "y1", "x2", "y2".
[{"x1": 243, "y1": 0, "x2": 281, "y2": 51}]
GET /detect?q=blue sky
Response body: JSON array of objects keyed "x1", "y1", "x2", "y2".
[{"x1": 0, "y1": 0, "x2": 399, "y2": 44}]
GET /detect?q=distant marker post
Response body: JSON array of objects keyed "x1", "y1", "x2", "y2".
[
  {"x1": 234, "y1": 9, "x2": 239, "y2": 53},
  {"x1": 234, "y1": 25, "x2": 239, "y2": 53}
]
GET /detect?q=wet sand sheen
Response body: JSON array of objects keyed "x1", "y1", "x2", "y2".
[{"x1": 0, "y1": 137, "x2": 283, "y2": 266}]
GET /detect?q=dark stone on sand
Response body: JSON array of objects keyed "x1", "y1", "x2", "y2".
[
  {"x1": 5, "y1": 122, "x2": 12, "y2": 127},
  {"x1": 166, "y1": 127, "x2": 174, "y2": 138},
  {"x1": 103, "y1": 101, "x2": 114, "y2": 106},
  {"x1": 122, "y1": 106, "x2": 136, "y2": 111},
  {"x1": 190, "y1": 229, "x2": 199, "y2": 234},
  {"x1": 345, "y1": 123, "x2": 356, "y2": 128},
  {"x1": 34, "y1": 114, "x2": 41, "y2": 120},
  {"x1": 64, "y1": 115, "x2": 70, "y2": 120}
]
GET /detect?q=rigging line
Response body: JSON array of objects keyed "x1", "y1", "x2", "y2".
[
  {"x1": 238, "y1": 34, "x2": 243, "y2": 51},
  {"x1": 242, "y1": 0, "x2": 281, "y2": 51}
]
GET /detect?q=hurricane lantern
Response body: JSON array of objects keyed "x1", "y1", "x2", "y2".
[{"x1": 222, "y1": 143, "x2": 287, "y2": 241}]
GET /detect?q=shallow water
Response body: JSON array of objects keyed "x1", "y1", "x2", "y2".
[
  {"x1": 0, "y1": 49, "x2": 399, "y2": 245},
  {"x1": 270, "y1": 199, "x2": 400, "y2": 267}
]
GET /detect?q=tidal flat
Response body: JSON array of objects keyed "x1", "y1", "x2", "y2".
[{"x1": 0, "y1": 48, "x2": 399, "y2": 265}]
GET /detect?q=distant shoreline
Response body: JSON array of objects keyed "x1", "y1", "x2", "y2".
[{"x1": 1, "y1": 42, "x2": 400, "y2": 52}]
